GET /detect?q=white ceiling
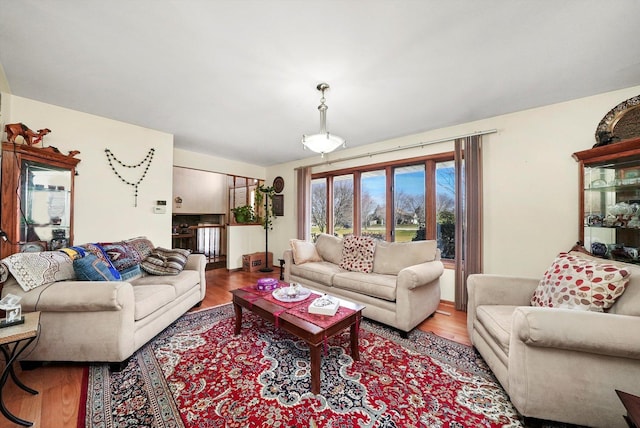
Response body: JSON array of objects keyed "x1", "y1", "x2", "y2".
[{"x1": 1, "y1": 1, "x2": 640, "y2": 167}]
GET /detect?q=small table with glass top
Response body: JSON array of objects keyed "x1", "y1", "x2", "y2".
[{"x1": 0, "y1": 311, "x2": 40, "y2": 427}]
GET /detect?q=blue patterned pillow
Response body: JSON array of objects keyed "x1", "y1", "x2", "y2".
[
  {"x1": 77, "y1": 243, "x2": 121, "y2": 280},
  {"x1": 119, "y1": 264, "x2": 143, "y2": 281},
  {"x1": 74, "y1": 254, "x2": 119, "y2": 281}
]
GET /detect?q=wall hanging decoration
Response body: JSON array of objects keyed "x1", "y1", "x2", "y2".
[
  {"x1": 105, "y1": 148, "x2": 155, "y2": 207},
  {"x1": 594, "y1": 94, "x2": 640, "y2": 147}
]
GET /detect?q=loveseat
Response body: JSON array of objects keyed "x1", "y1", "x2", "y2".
[
  {"x1": 0, "y1": 237, "x2": 206, "y2": 369},
  {"x1": 283, "y1": 233, "x2": 444, "y2": 334},
  {"x1": 467, "y1": 250, "x2": 640, "y2": 428}
]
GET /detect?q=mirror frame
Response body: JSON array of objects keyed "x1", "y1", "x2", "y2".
[{"x1": 595, "y1": 94, "x2": 640, "y2": 145}]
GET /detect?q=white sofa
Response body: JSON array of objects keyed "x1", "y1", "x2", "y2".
[
  {"x1": 0, "y1": 239, "x2": 206, "y2": 370},
  {"x1": 284, "y1": 233, "x2": 444, "y2": 334},
  {"x1": 467, "y1": 250, "x2": 640, "y2": 428}
]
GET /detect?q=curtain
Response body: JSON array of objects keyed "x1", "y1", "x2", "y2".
[
  {"x1": 454, "y1": 135, "x2": 483, "y2": 311},
  {"x1": 296, "y1": 167, "x2": 312, "y2": 240}
]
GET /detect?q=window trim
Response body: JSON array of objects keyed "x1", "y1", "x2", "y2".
[{"x1": 311, "y1": 151, "x2": 456, "y2": 259}]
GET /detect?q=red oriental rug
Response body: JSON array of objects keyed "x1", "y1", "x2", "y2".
[{"x1": 80, "y1": 303, "x2": 524, "y2": 427}]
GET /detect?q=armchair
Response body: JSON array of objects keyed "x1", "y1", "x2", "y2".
[{"x1": 467, "y1": 251, "x2": 640, "y2": 428}]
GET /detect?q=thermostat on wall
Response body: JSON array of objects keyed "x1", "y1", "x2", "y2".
[{"x1": 153, "y1": 206, "x2": 166, "y2": 214}]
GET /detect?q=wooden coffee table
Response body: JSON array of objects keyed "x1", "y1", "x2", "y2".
[{"x1": 230, "y1": 287, "x2": 365, "y2": 395}]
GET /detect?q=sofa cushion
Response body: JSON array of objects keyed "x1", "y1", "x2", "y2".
[
  {"x1": 132, "y1": 284, "x2": 176, "y2": 320},
  {"x1": 132, "y1": 270, "x2": 200, "y2": 298},
  {"x1": 1, "y1": 251, "x2": 75, "y2": 291},
  {"x1": 333, "y1": 271, "x2": 397, "y2": 301},
  {"x1": 290, "y1": 261, "x2": 344, "y2": 287},
  {"x1": 373, "y1": 240, "x2": 438, "y2": 275},
  {"x1": 73, "y1": 254, "x2": 119, "y2": 281},
  {"x1": 475, "y1": 305, "x2": 516, "y2": 356},
  {"x1": 140, "y1": 248, "x2": 190, "y2": 275},
  {"x1": 531, "y1": 252, "x2": 631, "y2": 311},
  {"x1": 339, "y1": 235, "x2": 376, "y2": 273},
  {"x1": 315, "y1": 234, "x2": 343, "y2": 265},
  {"x1": 289, "y1": 239, "x2": 322, "y2": 264}
]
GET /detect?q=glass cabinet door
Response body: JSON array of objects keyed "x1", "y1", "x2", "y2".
[
  {"x1": 579, "y1": 140, "x2": 640, "y2": 262},
  {"x1": 20, "y1": 160, "x2": 73, "y2": 250}
]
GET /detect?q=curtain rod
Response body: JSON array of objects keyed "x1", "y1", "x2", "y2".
[{"x1": 296, "y1": 128, "x2": 498, "y2": 169}]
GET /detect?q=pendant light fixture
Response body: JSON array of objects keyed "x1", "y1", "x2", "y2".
[{"x1": 302, "y1": 82, "x2": 346, "y2": 157}]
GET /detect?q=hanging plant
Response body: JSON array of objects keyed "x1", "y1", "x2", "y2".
[{"x1": 257, "y1": 184, "x2": 276, "y2": 230}]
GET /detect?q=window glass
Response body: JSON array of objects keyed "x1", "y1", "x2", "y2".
[
  {"x1": 361, "y1": 170, "x2": 386, "y2": 240},
  {"x1": 436, "y1": 160, "x2": 456, "y2": 259},
  {"x1": 333, "y1": 174, "x2": 354, "y2": 238},
  {"x1": 311, "y1": 177, "x2": 327, "y2": 240},
  {"x1": 394, "y1": 165, "x2": 425, "y2": 242}
]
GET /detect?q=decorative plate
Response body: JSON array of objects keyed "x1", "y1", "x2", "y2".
[
  {"x1": 273, "y1": 176, "x2": 285, "y2": 193},
  {"x1": 272, "y1": 285, "x2": 311, "y2": 302}
]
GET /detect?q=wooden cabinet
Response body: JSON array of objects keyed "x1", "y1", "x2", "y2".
[
  {"x1": 573, "y1": 137, "x2": 640, "y2": 262},
  {"x1": 1, "y1": 143, "x2": 80, "y2": 258}
]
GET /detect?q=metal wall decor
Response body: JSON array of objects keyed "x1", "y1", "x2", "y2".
[
  {"x1": 594, "y1": 94, "x2": 640, "y2": 147},
  {"x1": 273, "y1": 176, "x2": 284, "y2": 193},
  {"x1": 105, "y1": 148, "x2": 155, "y2": 206}
]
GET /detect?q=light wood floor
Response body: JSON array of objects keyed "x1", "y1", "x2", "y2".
[{"x1": 0, "y1": 268, "x2": 470, "y2": 428}]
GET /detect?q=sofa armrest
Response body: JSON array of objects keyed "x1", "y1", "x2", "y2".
[
  {"x1": 512, "y1": 306, "x2": 640, "y2": 359},
  {"x1": 467, "y1": 274, "x2": 540, "y2": 342},
  {"x1": 184, "y1": 253, "x2": 205, "y2": 271},
  {"x1": 20, "y1": 281, "x2": 133, "y2": 312},
  {"x1": 397, "y1": 261, "x2": 444, "y2": 290},
  {"x1": 184, "y1": 253, "x2": 206, "y2": 299}
]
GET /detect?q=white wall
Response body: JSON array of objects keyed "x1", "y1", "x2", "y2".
[
  {"x1": 227, "y1": 225, "x2": 268, "y2": 270},
  {"x1": 266, "y1": 85, "x2": 640, "y2": 300},
  {"x1": 172, "y1": 166, "x2": 227, "y2": 214},
  {"x1": 173, "y1": 148, "x2": 266, "y2": 179},
  {"x1": 1, "y1": 94, "x2": 174, "y2": 247}
]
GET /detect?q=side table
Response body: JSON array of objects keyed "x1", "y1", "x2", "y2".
[
  {"x1": 617, "y1": 389, "x2": 640, "y2": 428},
  {"x1": 0, "y1": 311, "x2": 40, "y2": 427}
]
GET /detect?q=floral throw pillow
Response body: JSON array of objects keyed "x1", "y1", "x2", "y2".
[
  {"x1": 531, "y1": 252, "x2": 631, "y2": 311},
  {"x1": 339, "y1": 235, "x2": 376, "y2": 273}
]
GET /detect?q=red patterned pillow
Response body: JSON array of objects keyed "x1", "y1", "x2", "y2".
[
  {"x1": 339, "y1": 235, "x2": 376, "y2": 273},
  {"x1": 531, "y1": 252, "x2": 631, "y2": 311}
]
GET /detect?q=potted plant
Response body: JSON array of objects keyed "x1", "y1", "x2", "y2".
[{"x1": 231, "y1": 205, "x2": 255, "y2": 224}]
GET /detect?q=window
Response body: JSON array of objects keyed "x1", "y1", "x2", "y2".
[
  {"x1": 311, "y1": 153, "x2": 456, "y2": 260},
  {"x1": 436, "y1": 160, "x2": 455, "y2": 258},
  {"x1": 361, "y1": 170, "x2": 386, "y2": 240},
  {"x1": 333, "y1": 174, "x2": 353, "y2": 238},
  {"x1": 394, "y1": 165, "x2": 425, "y2": 242},
  {"x1": 311, "y1": 177, "x2": 327, "y2": 240}
]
